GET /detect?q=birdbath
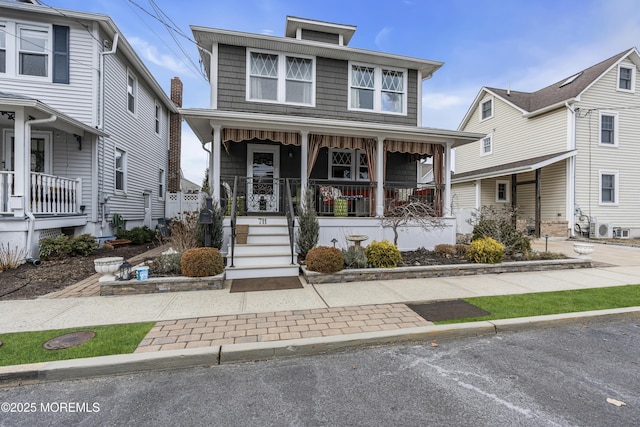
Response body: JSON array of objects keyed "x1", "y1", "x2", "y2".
[
  {"x1": 94, "y1": 256, "x2": 124, "y2": 282},
  {"x1": 346, "y1": 234, "x2": 369, "y2": 249},
  {"x1": 573, "y1": 242, "x2": 594, "y2": 259}
]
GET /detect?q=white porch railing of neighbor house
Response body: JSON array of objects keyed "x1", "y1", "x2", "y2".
[
  {"x1": 0, "y1": 171, "x2": 14, "y2": 214},
  {"x1": 30, "y1": 173, "x2": 82, "y2": 214},
  {"x1": 166, "y1": 191, "x2": 205, "y2": 219}
]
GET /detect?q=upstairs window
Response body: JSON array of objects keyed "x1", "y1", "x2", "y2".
[
  {"x1": 155, "y1": 103, "x2": 161, "y2": 134},
  {"x1": 19, "y1": 26, "x2": 48, "y2": 77},
  {"x1": 127, "y1": 72, "x2": 137, "y2": 114},
  {"x1": 481, "y1": 135, "x2": 492, "y2": 156},
  {"x1": 247, "y1": 50, "x2": 315, "y2": 105},
  {"x1": 349, "y1": 63, "x2": 406, "y2": 114},
  {"x1": 599, "y1": 111, "x2": 618, "y2": 146},
  {"x1": 0, "y1": 24, "x2": 6, "y2": 73},
  {"x1": 115, "y1": 148, "x2": 126, "y2": 192},
  {"x1": 617, "y1": 65, "x2": 635, "y2": 92},
  {"x1": 480, "y1": 98, "x2": 493, "y2": 120}
]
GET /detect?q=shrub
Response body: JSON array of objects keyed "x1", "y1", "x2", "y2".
[
  {"x1": 470, "y1": 205, "x2": 532, "y2": 256},
  {"x1": 39, "y1": 235, "x2": 71, "y2": 260},
  {"x1": 365, "y1": 240, "x2": 402, "y2": 268},
  {"x1": 0, "y1": 242, "x2": 27, "y2": 272},
  {"x1": 296, "y1": 189, "x2": 319, "y2": 260},
  {"x1": 343, "y1": 246, "x2": 367, "y2": 269},
  {"x1": 465, "y1": 237, "x2": 505, "y2": 264},
  {"x1": 455, "y1": 244, "x2": 469, "y2": 257},
  {"x1": 306, "y1": 246, "x2": 343, "y2": 273},
  {"x1": 151, "y1": 252, "x2": 183, "y2": 275},
  {"x1": 180, "y1": 247, "x2": 224, "y2": 277},
  {"x1": 70, "y1": 234, "x2": 99, "y2": 256},
  {"x1": 434, "y1": 244, "x2": 456, "y2": 258},
  {"x1": 170, "y1": 212, "x2": 201, "y2": 252},
  {"x1": 117, "y1": 226, "x2": 156, "y2": 245}
]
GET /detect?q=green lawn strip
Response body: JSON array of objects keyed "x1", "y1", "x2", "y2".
[
  {"x1": 0, "y1": 322, "x2": 154, "y2": 367},
  {"x1": 435, "y1": 284, "x2": 640, "y2": 325}
]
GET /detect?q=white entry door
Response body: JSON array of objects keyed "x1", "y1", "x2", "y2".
[{"x1": 246, "y1": 143, "x2": 279, "y2": 213}]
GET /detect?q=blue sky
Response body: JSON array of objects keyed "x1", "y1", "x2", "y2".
[{"x1": 43, "y1": 0, "x2": 640, "y2": 184}]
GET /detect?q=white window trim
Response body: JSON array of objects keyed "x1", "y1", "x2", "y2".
[
  {"x1": 328, "y1": 148, "x2": 369, "y2": 181},
  {"x1": 479, "y1": 97, "x2": 493, "y2": 121},
  {"x1": 599, "y1": 170, "x2": 619, "y2": 206},
  {"x1": 158, "y1": 168, "x2": 165, "y2": 201},
  {"x1": 495, "y1": 180, "x2": 510, "y2": 203},
  {"x1": 245, "y1": 48, "x2": 316, "y2": 107},
  {"x1": 115, "y1": 148, "x2": 127, "y2": 194},
  {"x1": 4, "y1": 130, "x2": 52, "y2": 173},
  {"x1": 7, "y1": 22, "x2": 53, "y2": 81},
  {"x1": 617, "y1": 64, "x2": 636, "y2": 93},
  {"x1": 480, "y1": 134, "x2": 493, "y2": 156},
  {"x1": 154, "y1": 101, "x2": 161, "y2": 135},
  {"x1": 599, "y1": 110, "x2": 619, "y2": 147},
  {"x1": 127, "y1": 69, "x2": 137, "y2": 116},
  {"x1": 347, "y1": 61, "x2": 408, "y2": 116}
]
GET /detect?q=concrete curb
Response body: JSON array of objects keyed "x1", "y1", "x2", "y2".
[{"x1": 2, "y1": 307, "x2": 639, "y2": 385}]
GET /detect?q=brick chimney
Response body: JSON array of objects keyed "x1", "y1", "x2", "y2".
[{"x1": 168, "y1": 77, "x2": 182, "y2": 193}]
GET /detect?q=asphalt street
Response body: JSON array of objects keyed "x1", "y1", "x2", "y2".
[{"x1": 1, "y1": 318, "x2": 639, "y2": 426}]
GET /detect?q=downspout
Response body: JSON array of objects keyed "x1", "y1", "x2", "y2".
[
  {"x1": 24, "y1": 114, "x2": 57, "y2": 259},
  {"x1": 565, "y1": 101, "x2": 576, "y2": 237},
  {"x1": 99, "y1": 32, "x2": 119, "y2": 231}
]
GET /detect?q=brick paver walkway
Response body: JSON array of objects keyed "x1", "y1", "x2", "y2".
[{"x1": 134, "y1": 304, "x2": 432, "y2": 353}]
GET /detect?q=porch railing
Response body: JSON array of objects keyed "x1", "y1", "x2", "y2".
[
  {"x1": 308, "y1": 180, "x2": 376, "y2": 217},
  {"x1": 284, "y1": 178, "x2": 296, "y2": 264},
  {"x1": 229, "y1": 176, "x2": 238, "y2": 267},
  {"x1": 383, "y1": 181, "x2": 437, "y2": 215},
  {"x1": 0, "y1": 172, "x2": 81, "y2": 215}
]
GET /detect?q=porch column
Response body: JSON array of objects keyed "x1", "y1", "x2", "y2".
[
  {"x1": 211, "y1": 125, "x2": 221, "y2": 201},
  {"x1": 12, "y1": 108, "x2": 26, "y2": 217},
  {"x1": 375, "y1": 136, "x2": 384, "y2": 217},
  {"x1": 300, "y1": 130, "x2": 308, "y2": 193},
  {"x1": 444, "y1": 142, "x2": 453, "y2": 216}
]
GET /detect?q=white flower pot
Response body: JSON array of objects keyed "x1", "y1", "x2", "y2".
[
  {"x1": 573, "y1": 243, "x2": 594, "y2": 259},
  {"x1": 94, "y1": 256, "x2": 124, "y2": 282}
]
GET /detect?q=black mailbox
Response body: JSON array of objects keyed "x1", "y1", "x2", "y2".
[{"x1": 199, "y1": 209, "x2": 213, "y2": 224}]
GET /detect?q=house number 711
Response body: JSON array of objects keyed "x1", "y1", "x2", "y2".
[{"x1": 259, "y1": 218, "x2": 267, "y2": 224}]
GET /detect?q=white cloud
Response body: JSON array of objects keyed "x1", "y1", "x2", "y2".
[
  {"x1": 180, "y1": 128, "x2": 209, "y2": 185},
  {"x1": 261, "y1": 29, "x2": 275, "y2": 35},
  {"x1": 374, "y1": 27, "x2": 392, "y2": 51},
  {"x1": 128, "y1": 36, "x2": 193, "y2": 76}
]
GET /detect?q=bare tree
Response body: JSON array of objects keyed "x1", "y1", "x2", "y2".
[{"x1": 381, "y1": 201, "x2": 446, "y2": 245}]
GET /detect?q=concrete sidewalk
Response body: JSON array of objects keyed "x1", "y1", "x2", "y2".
[{"x1": 1, "y1": 238, "x2": 639, "y2": 382}]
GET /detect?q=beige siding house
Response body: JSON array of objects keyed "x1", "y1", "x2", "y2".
[{"x1": 453, "y1": 47, "x2": 640, "y2": 239}]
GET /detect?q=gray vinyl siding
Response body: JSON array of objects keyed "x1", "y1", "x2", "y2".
[
  {"x1": 217, "y1": 44, "x2": 417, "y2": 126},
  {"x1": 456, "y1": 95, "x2": 567, "y2": 174},
  {"x1": 300, "y1": 29, "x2": 339, "y2": 44},
  {"x1": 102, "y1": 52, "x2": 168, "y2": 224},
  {"x1": 0, "y1": 11, "x2": 96, "y2": 124},
  {"x1": 573, "y1": 59, "x2": 640, "y2": 229}
]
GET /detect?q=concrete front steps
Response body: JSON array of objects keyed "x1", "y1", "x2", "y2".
[{"x1": 225, "y1": 216, "x2": 300, "y2": 279}]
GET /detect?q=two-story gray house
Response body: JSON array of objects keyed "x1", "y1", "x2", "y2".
[
  {"x1": 0, "y1": 0, "x2": 178, "y2": 257},
  {"x1": 182, "y1": 17, "x2": 482, "y2": 278}
]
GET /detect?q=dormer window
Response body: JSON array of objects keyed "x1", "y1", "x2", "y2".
[
  {"x1": 480, "y1": 98, "x2": 493, "y2": 121},
  {"x1": 348, "y1": 63, "x2": 407, "y2": 114},
  {"x1": 617, "y1": 64, "x2": 635, "y2": 92},
  {"x1": 247, "y1": 50, "x2": 315, "y2": 106}
]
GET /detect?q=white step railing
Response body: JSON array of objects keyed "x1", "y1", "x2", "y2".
[
  {"x1": 0, "y1": 171, "x2": 14, "y2": 214},
  {"x1": 30, "y1": 173, "x2": 81, "y2": 214}
]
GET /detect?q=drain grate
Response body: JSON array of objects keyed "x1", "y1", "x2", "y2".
[{"x1": 43, "y1": 331, "x2": 96, "y2": 350}]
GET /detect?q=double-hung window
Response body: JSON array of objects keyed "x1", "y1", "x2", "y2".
[
  {"x1": 127, "y1": 71, "x2": 137, "y2": 114},
  {"x1": 481, "y1": 135, "x2": 492, "y2": 156},
  {"x1": 19, "y1": 26, "x2": 48, "y2": 77},
  {"x1": 0, "y1": 24, "x2": 6, "y2": 74},
  {"x1": 158, "y1": 169, "x2": 165, "y2": 200},
  {"x1": 154, "y1": 103, "x2": 161, "y2": 134},
  {"x1": 599, "y1": 171, "x2": 618, "y2": 205},
  {"x1": 247, "y1": 50, "x2": 315, "y2": 105},
  {"x1": 599, "y1": 111, "x2": 618, "y2": 146},
  {"x1": 617, "y1": 64, "x2": 635, "y2": 92},
  {"x1": 496, "y1": 180, "x2": 509, "y2": 202},
  {"x1": 349, "y1": 63, "x2": 406, "y2": 114},
  {"x1": 115, "y1": 149, "x2": 126, "y2": 192},
  {"x1": 480, "y1": 98, "x2": 493, "y2": 120},
  {"x1": 329, "y1": 149, "x2": 369, "y2": 181}
]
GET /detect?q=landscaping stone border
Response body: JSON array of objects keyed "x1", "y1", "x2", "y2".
[
  {"x1": 100, "y1": 273, "x2": 225, "y2": 296},
  {"x1": 302, "y1": 259, "x2": 592, "y2": 284}
]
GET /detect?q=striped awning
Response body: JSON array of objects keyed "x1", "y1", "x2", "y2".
[
  {"x1": 385, "y1": 139, "x2": 437, "y2": 156},
  {"x1": 223, "y1": 128, "x2": 300, "y2": 146}
]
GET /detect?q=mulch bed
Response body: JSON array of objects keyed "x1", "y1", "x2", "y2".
[
  {"x1": 407, "y1": 300, "x2": 491, "y2": 322},
  {"x1": 230, "y1": 276, "x2": 303, "y2": 293}
]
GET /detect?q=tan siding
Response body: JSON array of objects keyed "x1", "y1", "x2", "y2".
[
  {"x1": 573, "y1": 59, "x2": 640, "y2": 229},
  {"x1": 451, "y1": 182, "x2": 476, "y2": 210},
  {"x1": 540, "y1": 161, "x2": 566, "y2": 221},
  {"x1": 456, "y1": 94, "x2": 567, "y2": 174}
]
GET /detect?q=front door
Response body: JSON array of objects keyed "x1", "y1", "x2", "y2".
[
  {"x1": 246, "y1": 143, "x2": 279, "y2": 213},
  {"x1": 3, "y1": 131, "x2": 51, "y2": 173}
]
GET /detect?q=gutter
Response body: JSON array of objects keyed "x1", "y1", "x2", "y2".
[{"x1": 523, "y1": 98, "x2": 577, "y2": 118}]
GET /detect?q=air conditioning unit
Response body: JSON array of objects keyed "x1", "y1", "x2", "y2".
[
  {"x1": 590, "y1": 222, "x2": 613, "y2": 239},
  {"x1": 613, "y1": 227, "x2": 630, "y2": 239}
]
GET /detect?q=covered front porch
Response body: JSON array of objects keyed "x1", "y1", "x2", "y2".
[{"x1": 0, "y1": 94, "x2": 107, "y2": 256}]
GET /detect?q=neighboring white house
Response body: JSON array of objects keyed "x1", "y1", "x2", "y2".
[
  {"x1": 0, "y1": 0, "x2": 178, "y2": 257},
  {"x1": 453, "y1": 47, "x2": 640, "y2": 239}
]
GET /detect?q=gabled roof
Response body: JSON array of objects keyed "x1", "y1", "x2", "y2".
[{"x1": 459, "y1": 47, "x2": 638, "y2": 129}]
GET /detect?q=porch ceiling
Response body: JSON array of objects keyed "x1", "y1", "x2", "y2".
[
  {"x1": 0, "y1": 94, "x2": 108, "y2": 138},
  {"x1": 181, "y1": 108, "x2": 484, "y2": 149},
  {"x1": 451, "y1": 150, "x2": 577, "y2": 183}
]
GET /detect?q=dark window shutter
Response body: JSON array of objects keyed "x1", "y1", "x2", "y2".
[{"x1": 52, "y1": 25, "x2": 69, "y2": 84}]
